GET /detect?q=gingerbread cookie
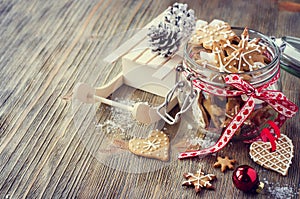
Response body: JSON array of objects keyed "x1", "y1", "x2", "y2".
[
  {"x1": 203, "y1": 95, "x2": 225, "y2": 128},
  {"x1": 213, "y1": 27, "x2": 267, "y2": 73},
  {"x1": 196, "y1": 91, "x2": 209, "y2": 128},
  {"x1": 221, "y1": 97, "x2": 252, "y2": 135},
  {"x1": 128, "y1": 130, "x2": 170, "y2": 161},
  {"x1": 190, "y1": 20, "x2": 237, "y2": 50},
  {"x1": 213, "y1": 156, "x2": 237, "y2": 172},
  {"x1": 225, "y1": 98, "x2": 242, "y2": 117},
  {"x1": 249, "y1": 134, "x2": 294, "y2": 176},
  {"x1": 249, "y1": 104, "x2": 275, "y2": 126},
  {"x1": 212, "y1": 42, "x2": 241, "y2": 73},
  {"x1": 191, "y1": 23, "x2": 268, "y2": 74},
  {"x1": 185, "y1": 143, "x2": 202, "y2": 152},
  {"x1": 182, "y1": 168, "x2": 216, "y2": 193}
]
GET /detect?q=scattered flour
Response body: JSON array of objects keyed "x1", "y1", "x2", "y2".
[
  {"x1": 263, "y1": 179, "x2": 299, "y2": 199},
  {"x1": 187, "y1": 131, "x2": 216, "y2": 150},
  {"x1": 95, "y1": 98, "x2": 136, "y2": 140}
]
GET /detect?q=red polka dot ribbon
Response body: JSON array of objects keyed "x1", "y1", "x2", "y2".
[{"x1": 178, "y1": 67, "x2": 298, "y2": 159}]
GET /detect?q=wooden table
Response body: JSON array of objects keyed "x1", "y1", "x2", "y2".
[{"x1": 0, "y1": 0, "x2": 299, "y2": 198}]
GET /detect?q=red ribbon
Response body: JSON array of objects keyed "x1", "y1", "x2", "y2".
[
  {"x1": 179, "y1": 70, "x2": 298, "y2": 159},
  {"x1": 260, "y1": 120, "x2": 281, "y2": 151}
]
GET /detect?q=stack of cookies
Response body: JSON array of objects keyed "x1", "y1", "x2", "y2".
[{"x1": 189, "y1": 19, "x2": 271, "y2": 73}]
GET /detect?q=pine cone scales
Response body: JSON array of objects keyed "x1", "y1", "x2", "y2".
[
  {"x1": 147, "y1": 3, "x2": 195, "y2": 57},
  {"x1": 165, "y1": 2, "x2": 195, "y2": 37},
  {"x1": 148, "y1": 23, "x2": 182, "y2": 57}
]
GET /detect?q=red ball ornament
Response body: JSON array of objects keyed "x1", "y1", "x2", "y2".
[{"x1": 232, "y1": 165, "x2": 264, "y2": 193}]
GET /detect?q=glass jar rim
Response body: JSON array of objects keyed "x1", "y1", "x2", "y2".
[{"x1": 184, "y1": 27, "x2": 281, "y2": 76}]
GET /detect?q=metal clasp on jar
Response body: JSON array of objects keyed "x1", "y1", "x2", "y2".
[
  {"x1": 271, "y1": 35, "x2": 300, "y2": 78},
  {"x1": 156, "y1": 64, "x2": 198, "y2": 125}
]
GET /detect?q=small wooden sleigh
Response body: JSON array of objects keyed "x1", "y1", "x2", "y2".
[
  {"x1": 73, "y1": 9, "x2": 185, "y2": 124},
  {"x1": 73, "y1": 9, "x2": 213, "y2": 124},
  {"x1": 98, "y1": 10, "x2": 182, "y2": 99}
]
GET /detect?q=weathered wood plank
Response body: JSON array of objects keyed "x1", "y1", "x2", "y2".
[{"x1": 0, "y1": 0, "x2": 299, "y2": 199}]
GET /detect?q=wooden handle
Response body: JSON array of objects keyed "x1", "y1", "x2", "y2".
[{"x1": 94, "y1": 95, "x2": 133, "y2": 112}]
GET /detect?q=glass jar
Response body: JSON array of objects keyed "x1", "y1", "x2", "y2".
[{"x1": 178, "y1": 27, "x2": 281, "y2": 141}]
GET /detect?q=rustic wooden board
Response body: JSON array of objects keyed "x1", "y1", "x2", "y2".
[{"x1": 0, "y1": 0, "x2": 299, "y2": 198}]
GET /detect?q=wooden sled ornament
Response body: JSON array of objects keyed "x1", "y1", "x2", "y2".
[
  {"x1": 73, "y1": 8, "x2": 218, "y2": 124},
  {"x1": 102, "y1": 10, "x2": 182, "y2": 98},
  {"x1": 73, "y1": 9, "x2": 181, "y2": 124}
]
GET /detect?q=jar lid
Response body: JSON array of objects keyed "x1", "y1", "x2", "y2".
[{"x1": 278, "y1": 36, "x2": 300, "y2": 78}]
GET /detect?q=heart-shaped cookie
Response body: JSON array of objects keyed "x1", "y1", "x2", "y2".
[
  {"x1": 249, "y1": 134, "x2": 294, "y2": 176},
  {"x1": 128, "y1": 130, "x2": 170, "y2": 161}
]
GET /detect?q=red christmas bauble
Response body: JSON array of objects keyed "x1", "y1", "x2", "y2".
[{"x1": 232, "y1": 165, "x2": 262, "y2": 193}]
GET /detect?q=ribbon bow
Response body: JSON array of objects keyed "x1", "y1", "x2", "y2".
[
  {"x1": 179, "y1": 73, "x2": 298, "y2": 159},
  {"x1": 224, "y1": 74, "x2": 298, "y2": 118}
]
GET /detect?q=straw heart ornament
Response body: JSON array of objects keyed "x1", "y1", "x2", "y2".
[
  {"x1": 179, "y1": 70, "x2": 298, "y2": 159},
  {"x1": 249, "y1": 134, "x2": 294, "y2": 176}
]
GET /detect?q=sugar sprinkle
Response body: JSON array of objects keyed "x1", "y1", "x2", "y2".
[
  {"x1": 95, "y1": 98, "x2": 136, "y2": 140},
  {"x1": 263, "y1": 179, "x2": 299, "y2": 199}
]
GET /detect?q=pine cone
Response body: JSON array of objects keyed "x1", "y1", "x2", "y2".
[
  {"x1": 165, "y1": 2, "x2": 196, "y2": 37},
  {"x1": 147, "y1": 22, "x2": 182, "y2": 57}
]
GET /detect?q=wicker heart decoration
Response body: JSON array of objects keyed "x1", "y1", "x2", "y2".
[{"x1": 249, "y1": 134, "x2": 294, "y2": 176}]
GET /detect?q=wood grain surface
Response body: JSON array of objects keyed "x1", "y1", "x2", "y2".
[{"x1": 0, "y1": 0, "x2": 299, "y2": 198}]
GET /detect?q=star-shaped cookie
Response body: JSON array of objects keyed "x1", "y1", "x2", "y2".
[
  {"x1": 213, "y1": 156, "x2": 237, "y2": 172},
  {"x1": 212, "y1": 27, "x2": 267, "y2": 73}
]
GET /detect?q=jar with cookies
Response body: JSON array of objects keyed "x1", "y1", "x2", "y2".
[{"x1": 173, "y1": 19, "x2": 298, "y2": 158}]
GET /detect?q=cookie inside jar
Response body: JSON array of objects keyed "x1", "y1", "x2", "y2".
[{"x1": 182, "y1": 19, "x2": 281, "y2": 140}]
